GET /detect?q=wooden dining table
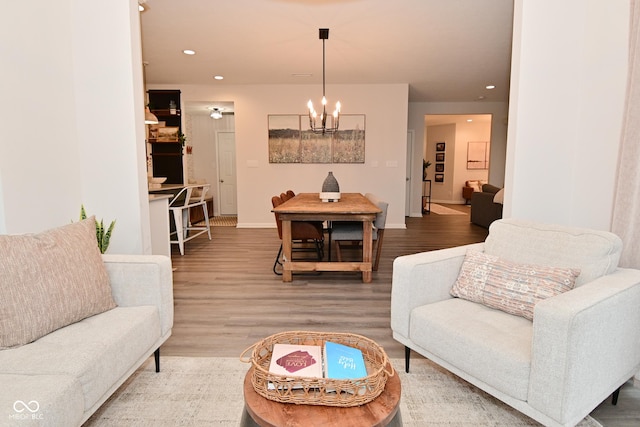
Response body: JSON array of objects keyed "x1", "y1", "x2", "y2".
[{"x1": 271, "y1": 192, "x2": 382, "y2": 283}]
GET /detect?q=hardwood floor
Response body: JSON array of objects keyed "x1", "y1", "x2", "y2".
[{"x1": 164, "y1": 205, "x2": 639, "y2": 426}]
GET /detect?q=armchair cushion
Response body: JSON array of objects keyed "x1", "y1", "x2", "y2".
[
  {"x1": 410, "y1": 298, "x2": 533, "y2": 400},
  {"x1": 451, "y1": 250, "x2": 580, "y2": 320}
]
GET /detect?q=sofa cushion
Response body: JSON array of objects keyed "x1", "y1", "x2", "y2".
[
  {"x1": 485, "y1": 219, "x2": 622, "y2": 286},
  {"x1": 0, "y1": 306, "x2": 161, "y2": 412},
  {"x1": 0, "y1": 217, "x2": 116, "y2": 349},
  {"x1": 410, "y1": 298, "x2": 533, "y2": 400},
  {"x1": 0, "y1": 374, "x2": 84, "y2": 427},
  {"x1": 451, "y1": 251, "x2": 580, "y2": 320}
]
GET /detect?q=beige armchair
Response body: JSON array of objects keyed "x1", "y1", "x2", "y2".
[{"x1": 391, "y1": 219, "x2": 640, "y2": 427}]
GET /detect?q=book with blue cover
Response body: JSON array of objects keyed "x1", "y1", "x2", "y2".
[{"x1": 323, "y1": 341, "x2": 368, "y2": 379}]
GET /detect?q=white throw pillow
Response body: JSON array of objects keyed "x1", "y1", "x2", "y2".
[{"x1": 493, "y1": 188, "x2": 504, "y2": 204}]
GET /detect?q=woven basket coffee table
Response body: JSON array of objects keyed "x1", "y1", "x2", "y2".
[{"x1": 240, "y1": 331, "x2": 401, "y2": 426}]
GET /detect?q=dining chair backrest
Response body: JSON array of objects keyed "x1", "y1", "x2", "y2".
[
  {"x1": 280, "y1": 192, "x2": 293, "y2": 202},
  {"x1": 271, "y1": 195, "x2": 284, "y2": 239},
  {"x1": 365, "y1": 193, "x2": 388, "y2": 230}
]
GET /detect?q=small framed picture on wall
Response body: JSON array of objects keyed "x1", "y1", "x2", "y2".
[
  {"x1": 435, "y1": 153, "x2": 445, "y2": 162},
  {"x1": 435, "y1": 174, "x2": 444, "y2": 183},
  {"x1": 435, "y1": 163, "x2": 444, "y2": 172},
  {"x1": 435, "y1": 142, "x2": 446, "y2": 152}
]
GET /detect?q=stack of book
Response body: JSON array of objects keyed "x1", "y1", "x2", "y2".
[{"x1": 268, "y1": 341, "x2": 367, "y2": 380}]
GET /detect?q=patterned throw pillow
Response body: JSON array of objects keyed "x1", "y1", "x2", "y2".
[
  {"x1": 450, "y1": 251, "x2": 580, "y2": 320},
  {"x1": 0, "y1": 218, "x2": 116, "y2": 349}
]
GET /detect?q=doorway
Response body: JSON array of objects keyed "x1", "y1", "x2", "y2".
[
  {"x1": 183, "y1": 101, "x2": 237, "y2": 217},
  {"x1": 424, "y1": 114, "x2": 492, "y2": 204},
  {"x1": 217, "y1": 131, "x2": 237, "y2": 215}
]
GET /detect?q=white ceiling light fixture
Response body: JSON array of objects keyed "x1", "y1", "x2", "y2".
[
  {"x1": 145, "y1": 106, "x2": 159, "y2": 124},
  {"x1": 138, "y1": 1, "x2": 149, "y2": 12},
  {"x1": 183, "y1": 49, "x2": 196, "y2": 55},
  {"x1": 214, "y1": 75, "x2": 224, "y2": 80},
  {"x1": 486, "y1": 85, "x2": 496, "y2": 89},
  {"x1": 210, "y1": 108, "x2": 223, "y2": 119},
  {"x1": 307, "y1": 28, "x2": 341, "y2": 134},
  {"x1": 142, "y1": 62, "x2": 158, "y2": 124}
]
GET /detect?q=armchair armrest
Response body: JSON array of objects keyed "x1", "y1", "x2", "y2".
[
  {"x1": 102, "y1": 254, "x2": 174, "y2": 337},
  {"x1": 390, "y1": 243, "x2": 484, "y2": 339},
  {"x1": 529, "y1": 268, "x2": 640, "y2": 424}
]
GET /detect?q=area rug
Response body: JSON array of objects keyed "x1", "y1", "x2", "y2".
[
  {"x1": 209, "y1": 216, "x2": 237, "y2": 227},
  {"x1": 83, "y1": 357, "x2": 601, "y2": 426},
  {"x1": 429, "y1": 203, "x2": 468, "y2": 215}
]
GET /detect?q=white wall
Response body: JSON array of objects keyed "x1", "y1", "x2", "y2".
[
  {"x1": 505, "y1": 0, "x2": 629, "y2": 230},
  {"x1": 0, "y1": 0, "x2": 150, "y2": 254},
  {"x1": 149, "y1": 83, "x2": 410, "y2": 228},
  {"x1": 408, "y1": 102, "x2": 509, "y2": 216}
]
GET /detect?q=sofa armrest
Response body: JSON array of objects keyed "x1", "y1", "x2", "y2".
[
  {"x1": 529, "y1": 268, "x2": 640, "y2": 424},
  {"x1": 390, "y1": 243, "x2": 484, "y2": 339},
  {"x1": 102, "y1": 254, "x2": 174, "y2": 338}
]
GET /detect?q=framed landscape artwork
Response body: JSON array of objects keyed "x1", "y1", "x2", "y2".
[
  {"x1": 435, "y1": 174, "x2": 444, "y2": 183},
  {"x1": 435, "y1": 142, "x2": 446, "y2": 152},
  {"x1": 467, "y1": 141, "x2": 490, "y2": 169},
  {"x1": 268, "y1": 114, "x2": 365, "y2": 163},
  {"x1": 435, "y1": 163, "x2": 444, "y2": 172},
  {"x1": 268, "y1": 115, "x2": 301, "y2": 163},
  {"x1": 156, "y1": 126, "x2": 179, "y2": 142},
  {"x1": 435, "y1": 153, "x2": 445, "y2": 162}
]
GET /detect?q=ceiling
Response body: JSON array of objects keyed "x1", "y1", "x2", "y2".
[{"x1": 140, "y1": 0, "x2": 514, "y2": 106}]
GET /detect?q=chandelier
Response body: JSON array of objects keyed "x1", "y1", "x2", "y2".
[{"x1": 307, "y1": 28, "x2": 341, "y2": 134}]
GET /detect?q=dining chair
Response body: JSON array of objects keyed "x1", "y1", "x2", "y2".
[
  {"x1": 169, "y1": 184, "x2": 212, "y2": 255},
  {"x1": 271, "y1": 195, "x2": 324, "y2": 275},
  {"x1": 330, "y1": 193, "x2": 388, "y2": 271}
]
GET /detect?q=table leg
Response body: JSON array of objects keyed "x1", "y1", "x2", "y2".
[
  {"x1": 362, "y1": 219, "x2": 373, "y2": 283},
  {"x1": 282, "y1": 220, "x2": 293, "y2": 282}
]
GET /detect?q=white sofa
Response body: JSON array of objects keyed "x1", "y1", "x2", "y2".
[
  {"x1": 0, "y1": 220, "x2": 174, "y2": 427},
  {"x1": 391, "y1": 219, "x2": 640, "y2": 427}
]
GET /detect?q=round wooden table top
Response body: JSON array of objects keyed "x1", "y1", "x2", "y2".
[{"x1": 243, "y1": 366, "x2": 401, "y2": 427}]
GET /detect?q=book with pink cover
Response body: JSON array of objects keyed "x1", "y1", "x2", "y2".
[{"x1": 268, "y1": 343, "x2": 323, "y2": 379}]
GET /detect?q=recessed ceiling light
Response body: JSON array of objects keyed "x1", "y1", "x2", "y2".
[
  {"x1": 214, "y1": 75, "x2": 224, "y2": 80},
  {"x1": 467, "y1": 119, "x2": 473, "y2": 122},
  {"x1": 485, "y1": 85, "x2": 496, "y2": 89},
  {"x1": 183, "y1": 50, "x2": 196, "y2": 55},
  {"x1": 138, "y1": 5, "x2": 145, "y2": 11}
]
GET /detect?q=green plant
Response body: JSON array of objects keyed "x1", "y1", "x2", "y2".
[
  {"x1": 178, "y1": 131, "x2": 187, "y2": 146},
  {"x1": 80, "y1": 205, "x2": 116, "y2": 254},
  {"x1": 423, "y1": 159, "x2": 432, "y2": 170}
]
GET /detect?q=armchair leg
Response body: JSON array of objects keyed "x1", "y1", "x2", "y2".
[
  {"x1": 612, "y1": 386, "x2": 621, "y2": 405},
  {"x1": 405, "y1": 346, "x2": 411, "y2": 373},
  {"x1": 154, "y1": 348, "x2": 160, "y2": 373}
]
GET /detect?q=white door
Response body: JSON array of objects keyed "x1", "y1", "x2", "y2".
[
  {"x1": 217, "y1": 131, "x2": 237, "y2": 215},
  {"x1": 405, "y1": 130, "x2": 414, "y2": 216}
]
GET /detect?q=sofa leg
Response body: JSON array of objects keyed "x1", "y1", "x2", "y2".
[
  {"x1": 612, "y1": 386, "x2": 621, "y2": 405},
  {"x1": 154, "y1": 348, "x2": 160, "y2": 373},
  {"x1": 405, "y1": 346, "x2": 411, "y2": 373}
]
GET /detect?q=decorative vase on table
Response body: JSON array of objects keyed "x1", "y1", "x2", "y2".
[{"x1": 320, "y1": 171, "x2": 341, "y2": 202}]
